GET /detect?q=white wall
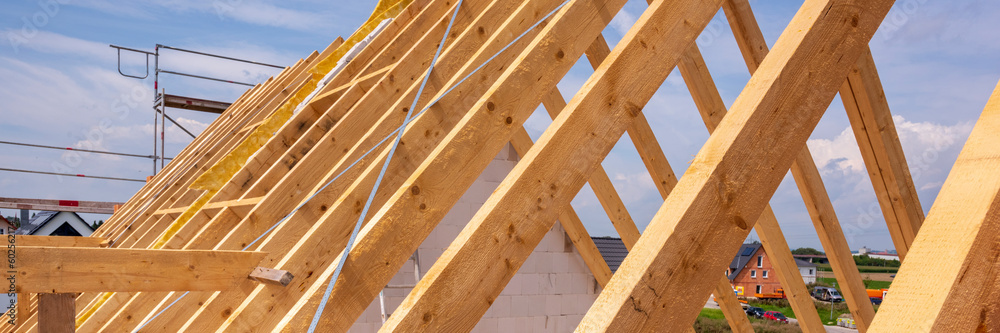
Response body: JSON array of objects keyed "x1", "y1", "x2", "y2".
[
  {"x1": 799, "y1": 266, "x2": 816, "y2": 284},
  {"x1": 348, "y1": 144, "x2": 599, "y2": 332},
  {"x1": 32, "y1": 212, "x2": 92, "y2": 236}
]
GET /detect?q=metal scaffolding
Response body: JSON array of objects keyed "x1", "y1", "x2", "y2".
[{"x1": 111, "y1": 43, "x2": 282, "y2": 175}]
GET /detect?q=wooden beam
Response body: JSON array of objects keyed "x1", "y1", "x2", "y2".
[
  {"x1": 15, "y1": 247, "x2": 265, "y2": 293},
  {"x1": 38, "y1": 293, "x2": 73, "y2": 333},
  {"x1": 74, "y1": 1, "x2": 439, "y2": 329},
  {"x1": 577, "y1": 0, "x2": 892, "y2": 331},
  {"x1": 248, "y1": 267, "x2": 294, "y2": 287},
  {"x1": 678, "y1": 43, "x2": 825, "y2": 333},
  {"x1": 14, "y1": 235, "x2": 108, "y2": 248},
  {"x1": 509, "y1": 129, "x2": 614, "y2": 287},
  {"x1": 711, "y1": 278, "x2": 753, "y2": 333},
  {"x1": 722, "y1": 0, "x2": 878, "y2": 329},
  {"x1": 105, "y1": 52, "x2": 319, "y2": 249},
  {"x1": 15, "y1": 294, "x2": 31, "y2": 327},
  {"x1": 0, "y1": 197, "x2": 121, "y2": 215},
  {"x1": 541, "y1": 45, "x2": 752, "y2": 332},
  {"x1": 379, "y1": 0, "x2": 722, "y2": 330},
  {"x1": 208, "y1": 0, "x2": 584, "y2": 330},
  {"x1": 840, "y1": 48, "x2": 924, "y2": 259},
  {"x1": 191, "y1": 0, "x2": 633, "y2": 331},
  {"x1": 152, "y1": 197, "x2": 263, "y2": 217},
  {"x1": 868, "y1": 80, "x2": 1000, "y2": 332},
  {"x1": 97, "y1": 69, "x2": 285, "y2": 241}
]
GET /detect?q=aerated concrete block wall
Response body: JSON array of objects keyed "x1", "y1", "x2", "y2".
[{"x1": 349, "y1": 143, "x2": 600, "y2": 333}]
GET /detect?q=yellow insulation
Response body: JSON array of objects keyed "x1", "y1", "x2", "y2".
[
  {"x1": 76, "y1": 1, "x2": 413, "y2": 327},
  {"x1": 149, "y1": 0, "x2": 413, "y2": 250}
]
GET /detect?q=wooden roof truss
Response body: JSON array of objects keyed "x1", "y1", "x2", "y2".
[{"x1": 8, "y1": 0, "x2": 999, "y2": 331}]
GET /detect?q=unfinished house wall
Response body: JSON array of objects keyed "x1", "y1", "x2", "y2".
[{"x1": 348, "y1": 143, "x2": 600, "y2": 333}]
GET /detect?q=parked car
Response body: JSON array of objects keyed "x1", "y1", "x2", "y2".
[
  {"x1": 763, "y1": 311, "x2": 789, "y2": 323},
  {"x1": 812, "y1": 286, "x2": 844, "y2": 302},
  {"x1": 745, "y1": 306, "x2": 765, "y2": 319}
]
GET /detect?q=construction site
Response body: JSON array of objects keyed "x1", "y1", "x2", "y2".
[{"x1": 2, "y1": 0, "x2": 999, "y2": 332}]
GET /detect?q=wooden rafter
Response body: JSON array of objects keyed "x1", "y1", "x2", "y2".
[
  {"x1": 868, "y1": 80, "x2": 1000, "y2": 332},
  {"x1": 722, "y1": 0, "x2": 878, "y2": 329},
  {"x1": 578, "y1": 0, "x2": 893, "y2": 330},
  {"x1": 15, "y1": 247, "x2": 265, "y2": 293},
  {"x1": 380, "y1": 0, "x2": 723, "y2": 330},
  {"x1": 27, "y1": 0, "x2": 995, "y2": 332}
]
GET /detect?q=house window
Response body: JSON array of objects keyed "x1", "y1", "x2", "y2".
[
  {"x1": 750, "y1": 270, "x2": 756, "y2": 278},
  {"x1": 809, "y1": 269, "x2": 814, "y2": 275},
  {"x1": 756, "y1": 285, "x2": 762, "y2": 294},
  {"x1": 763, "y1": 270, "x2": 768, "y2": 278},
  {"x1": 757, "y1": 255, "x2": 763, "y2": 267}
]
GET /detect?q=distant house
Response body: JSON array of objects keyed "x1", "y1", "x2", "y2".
[
  {"x1": 792, "y1": 254, "x2": 828, "y2": 264},
  {"x1": 592, "y1": 236, "x2": 628, "y2": 273},
  {"x1": 0, "y1": 215, "x2": 15, "y2": 235},
  {"x1": 796, "y1": 258, "x2": 817, "y2": 284},
  {"x1": 727, "y1": 243, "x2": 818, "y2": 297},
  {"x1": 854, "y1": 246, "x2": 900, "y2": 261},
  {"x1": 727, "y1": 243, "x2": 779, "y2": 296},
  {"x1": 14, "y1": 211, "x2": 94, "y2": 236}
]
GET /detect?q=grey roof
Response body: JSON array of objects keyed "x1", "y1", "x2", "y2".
[
  {"x1": 794, "y1": 258, "x2": 817, "y2": 267},
  {"x1": 14, "y1": 211, "x2": 91, "y2": 235},
  {"x1": 592, "y1": 237, "x2": 628, "y2": 273},
  {"x1": 727, "y1": 243, "x2": 762, "y2": 280}
]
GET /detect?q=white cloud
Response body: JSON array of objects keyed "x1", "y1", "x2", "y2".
[
  {"x1": 807, "y1": 115, "x2": 973, "y2": 177},
  {"x1": 610, "y1": 171, "x2": 656, "y2": 203},
  {"x1": 68, "y1": 0, "x2": 333, "y2": 32},
  {"x1": 609, "y1": 8, "x2": 637, "y2": 36}
]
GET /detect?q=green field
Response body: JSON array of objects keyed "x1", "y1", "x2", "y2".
[
  {"x1": 696, "y1": 308, "x2": 802, "y2": 333},
  {"x1": 747, "y1": 298, "x2": 854, "y2": 325},
  {"x1": 816, "y1": 277, "x2": 891, "y2": 289},
  {"x1": 815, "y1": 263, "x2": 898, "y2": 273}
]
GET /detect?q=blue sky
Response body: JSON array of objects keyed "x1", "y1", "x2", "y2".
[{"x1": 1, "y1": 0, "x2": 997, "y2": 252}]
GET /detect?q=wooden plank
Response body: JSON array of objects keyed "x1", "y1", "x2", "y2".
[
  {"x1": 165, "y1": 0, "x2": 454, "y2": 254},
  {"x1": 116, "y1": 54, "x2": 323, "y2": 249},
  {"x1": 868, "y1": 80, "x2": 1000, "y2": 332},
  {"x1": 248, "y1": 267, "x2": 294, "y2": 287},
  {"x1": 190, "y1": 0, "x2": 574, "y2": 331},
  {"x1": 508, "y1": 129, "x2": 614, "y2": 287},
  {"x1": 840, "y1": 48, "x2": 924, "y2": 259},
  {"x1": 678, "y1": 44, "x2": 825, "y2": 333},
  {"x1": 97, "y1": 73, "x2": 280, "y2": 240},
  {"x1": 190, "y1": 0, "x2": 630, "y2": 331},
  {"x1": 14, "y1": 235, "x2": 107, "y2": 248},
  {"x1": 722, "y1": 0, "x2": 878, "y2": 329},
  {"x1": 0, "y1": 203, "x2": 114, "y2": 215},
  {"x1": 153, "y1": 197, "x2": 263, "y2": 216},
  {"x1": 15, "y1": 294, "x2": 30, "y2": 327},
  {"x1": 377, "y1": 0, "x2": 722, "y2": 330},
  {"x1": 80, "y1": 1, "x2": 467, "y2": 330},
  {"x1": 0, "y1": 197, "x2": 120, "y2": 210},
  {"x1": 37, "y1": 293, "x2": 73, "y2": 333},
  {"x1": 576, "y1": 0, "x2": 892, "y2": 330},
  {"x1": 106, "y1": 51, "x2": 318, "y2": 247},
  {"x1": 102, "y1": 81, "x2": 284, "y2": 247},
  {"x1": 15, "y1": 247, "x2": 265, "y2": 293},
  {"x1": 711, "y1": 278, "x2": 753, "y2": 333},
  {"x1": 540, "y1": 49, "x2": 754, "y2": 332},
  {"x1": 77, "y1": 3, "x2": 435, "y2": 330},
  {"x1": 577, "y1": 9, "x2": 749, "y2": 330}
]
